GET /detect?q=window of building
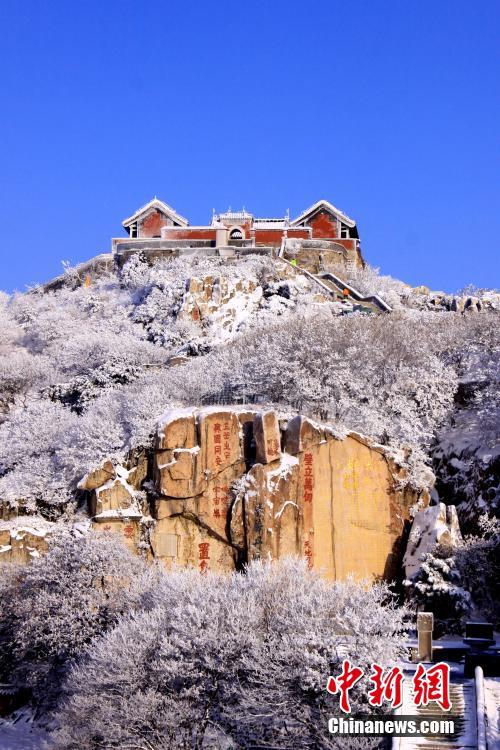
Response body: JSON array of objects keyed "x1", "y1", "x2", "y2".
[
  {"x1": 340, "y1": 224, "x2": 349, "y2": 238},
  {"x1": 130, "y1": 222, "x2": 138, "y2": 238}
]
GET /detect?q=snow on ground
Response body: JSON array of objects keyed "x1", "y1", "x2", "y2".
[
  {"x1": 485, "y1": 677, "x2": 500, "y2": 749},
  {"x1": 0, "y1": 710, "x2": 49, "y2": 750}
]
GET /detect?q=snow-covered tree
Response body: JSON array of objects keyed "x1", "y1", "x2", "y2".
[
  {"x1": 406, "y1": 545, "x2": 471, "y2": 635},
  {"x1": 431, "y1": 314, "x2": 500, "y2": 525},
  {"x1": 51, "y1": 558, "x2": 407, "y2": 750},
  {"x1": 346, "y1": 263, "x2": 410, "y2": 309},
  {"x1": 456, "y1": 516, "x2": 500, "y2": 627},
  {"x1": 0, "y1": 532, "x2": 160, "y2": 708}
]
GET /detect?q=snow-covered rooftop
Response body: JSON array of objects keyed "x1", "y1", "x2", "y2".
[
  {"x1": 291, "y1": 199, "x2": 356, "y2": 228},
  {"x1": 122, "y1": 198, "x2": 189, "y2": 228},
  {"x1": 213, "y1": 209, "x2": 253, "y2": 223}
]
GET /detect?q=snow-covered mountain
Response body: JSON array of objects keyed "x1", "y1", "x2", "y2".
[
  {"x1": 0, "y1": 252, "x2": 498, "y2": 610},
  {"x1": 0, "y1": 251, "x2": 498, "y2": 749}
]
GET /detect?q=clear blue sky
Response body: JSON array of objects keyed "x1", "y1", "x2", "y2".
[{"x1": 1, "y1": 0, "x2": 498, "y2": 293}]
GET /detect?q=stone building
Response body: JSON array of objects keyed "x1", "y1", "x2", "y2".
[{"x1": 112, "y1": 198, "x2": 364, "y2": 274}]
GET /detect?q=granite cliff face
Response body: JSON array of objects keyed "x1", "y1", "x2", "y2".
[
  {"x1": 84, "y1": 407, "x2": 430, "y2": 581},
  {"x1": 0, "y1": 406, "x2": 432, "y2": 580}
]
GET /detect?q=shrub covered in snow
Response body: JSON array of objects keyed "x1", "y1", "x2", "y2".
[
  {"x1": 456, "y1": 516, "x2": 500, "y2": 627},
  {"x1": 432, "y1": 314, "x2": 500, "y2": 526},
  {"x1": 346, "y1": 263, "x2": 410, "y2": 308},
  {"x1": 406, "y1": 545, "x2": 472, "y2": 635},
  {"x1": 406, "y1": 514, "x2": 500, "y2": 632},
  {"x1": 0, "y1": 532, "x2": 161, "y2": 708},
  {"x1": 181, "y1": 308, "x2": 464, "y2": 466},
  {"x1": 50, "y1": 558, "x2": 407, "y2": 750}
]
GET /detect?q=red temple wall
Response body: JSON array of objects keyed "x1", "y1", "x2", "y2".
[
  {"x1": 254, "y1": 228, "x2": 309, "y2": 246},
  {"x1": 140, "y1": 211, "x2": 169, "y2": 238},
  {"x1": 308, "y1": 210, "x2": 339, "y2": 239},
  {"x1": 161, "y1": 228, "x2": 217, "y2": 240}
]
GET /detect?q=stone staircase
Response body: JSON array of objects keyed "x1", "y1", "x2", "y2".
[
  {"x1": 394, "y1": 673, "x2": 477, "y2": 749},
  {"x1": 276, "y1": 256, "x2": 391, "y2": 313},
  {"x1": 317, "y1": 271, "x2": 393, "y2": 312}
]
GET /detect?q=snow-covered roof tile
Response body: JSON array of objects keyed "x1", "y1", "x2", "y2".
[
  {"x1": 122, "y1": 198, "x2": 189, "y2": 228},
  {"x1": 291, "y1": 199, "x2": 356, "y2": 228}
]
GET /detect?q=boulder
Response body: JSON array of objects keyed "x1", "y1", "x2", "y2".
[
  {"x1": 78, "y1": 460, "x2": 115, "y2": 491},
  {"x1": 284, "y1": 415, "x2": 326, "y2": 454},
  {"x1": 403, "y1": 503, "x2": 462, "y2": 580},
  {"x1": 156, "y1": 446, "x2": 204, "y2": 498},
  {"x1": 91, "y1": 518, "x2": 141, "y2": 554},
  {"x1": 243, "y1": 454, "x2": 301, "y2": 562},
  {"x1": 10, "y1": 529, "x2": 50, "y2": 563},
  {"x1": 157, "y1": 409, "x2": 197, "y2": 451},
  {"x1": 0, "y1": 520, "x2": 52, "y2": 564},
  {"x1": 254, "y1": 411, "x2": 281, "y2": 464},
  {"x1": 198, "y1": 409, "x2": 242, "y2": 477},
  {"x1": 451, "y1": 296, "x2": 465, "y2": 312},
  {"x1": 90, "y1": 478, "x2": 135, "y2": 517},
  {"x1": 413, "y1": 285, "x2": 430, "y2": 295},
  {"x1": 281, "y1": 434, "x2": 421, "y2": 581},
  {"x1": 464, "y1": 296, "x2": 481, "y2": 312},
  {"x1": 155, "y1": 408, "x2": 245, "y2": 499},
  {"x1": 151, "y1": 513, "x2": 235, "y2": 572},
  {"x1": 3, "y1": 408, "x2": 433, "y2": 584},
  {"x1": 126, "y1": 451, "x2": 149, "y2": 490}
]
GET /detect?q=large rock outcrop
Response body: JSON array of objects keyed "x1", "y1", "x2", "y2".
[
  {"x1": 0, "y1": 407, "x2": 432, "y2": 581},
  {"x1": 179, "y1": 276, "x2": 263, "y2": 341},
  {"x1": 149, "y1": 407, "x2": 428, "y2": 581}
]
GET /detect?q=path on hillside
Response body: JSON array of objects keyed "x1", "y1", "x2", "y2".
[{"x1": 276, "y1": 256, "x2": 391, "y2": 313}]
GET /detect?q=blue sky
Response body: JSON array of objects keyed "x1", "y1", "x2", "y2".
[{"x1": 1, "y1": 0, "x2": 498, "y2": 293}]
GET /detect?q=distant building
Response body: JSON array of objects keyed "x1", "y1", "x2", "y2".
[{"x1": 112, "y1": 198, "x2": 364, "y2": 273}]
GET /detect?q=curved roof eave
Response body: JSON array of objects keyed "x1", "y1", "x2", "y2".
[
  {"x1": 291, "y1": 199, "x2": 356, "y2": 228},
  {"x1": 122, "y1": 198, "x2": 189, "y2": 228}
]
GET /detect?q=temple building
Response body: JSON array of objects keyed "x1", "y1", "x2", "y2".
[{"x1": 112, "y1": 197, "x2": 364, "y2": 273}]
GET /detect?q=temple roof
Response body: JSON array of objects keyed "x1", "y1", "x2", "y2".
[
  {"x1": 122, "y1": 198, "x2": 189, "y2": 228},
  {"x1": 291, "y1": 199, "x2": 356, "y2": 228},
  {"x1": 212, "y1": 209, "x2": 253, "y2": 225},
  {"x1": 122, "y1": 198, "x2": 356, "y2": 232}
]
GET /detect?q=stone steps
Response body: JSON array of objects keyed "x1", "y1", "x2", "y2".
[{"x1": 395, "y1": 675, "x2": 477, "y2": 749}]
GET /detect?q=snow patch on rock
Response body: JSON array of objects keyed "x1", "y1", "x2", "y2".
[{"x1": 404, "y1": 502, "x2": 462, "y2": 579}]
